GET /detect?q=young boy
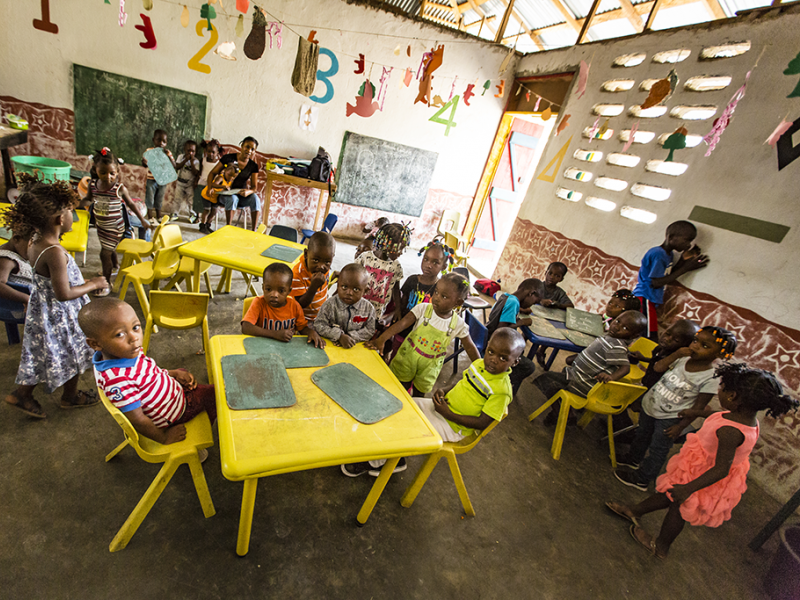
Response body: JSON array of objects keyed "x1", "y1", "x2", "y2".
[
  {"x1": 291, "y1": 231, "x2": 335, "y2": 322},
  {"x1": 79, "y1": 298, "x2": 215, "y2": 452},
  {"x1": 242, "y1": 262, "x2": 325, "y2": 348},
  {"x1": 633, "y1": 221, "x2": 708, "y2": 341},
  {"x1": 631, "y1": 319, "x2": 698, "y2": 390},
  {"x1": 141, "y1": 129, "x2": 176, "y2": 223},
  {"x1": 539, "y1": 262, "x2": 574, "y2": 310},
  {"x1": 342, "y1": 327, "x2": 526, "y2": 477},
  {"x1": 532, "y1": 310, "x2": 647, "y2": 425},
  {"x1": 485, "y1": 278, "x2": 545, "y2": 396},
  {"x1": 313, "y1": 263, "x2": 376, "y2": 348}
]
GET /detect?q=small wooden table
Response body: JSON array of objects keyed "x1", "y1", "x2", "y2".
[
  {"x1": 0, "y1": 124, "x2": 28, "y2": 192},
  {"x1": 263, "y1": 172, "x2": 337, "y2": 231}
]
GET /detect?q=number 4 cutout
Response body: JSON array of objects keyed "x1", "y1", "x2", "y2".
[{"x1": 429, "y1": 95, "x2": 459, "y2": 136}]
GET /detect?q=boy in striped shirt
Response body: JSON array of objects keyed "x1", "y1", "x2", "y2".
[
  {"x1": 291, "y1": 231, "x2": 335, "y2": 322},
  {"x1": 79, "y1": 298, "x2": 216, "y2": 447}
]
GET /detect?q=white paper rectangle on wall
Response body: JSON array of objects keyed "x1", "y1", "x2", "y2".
[{"x1": 299, "y1": 104, "x2": 319, "y2": 132}]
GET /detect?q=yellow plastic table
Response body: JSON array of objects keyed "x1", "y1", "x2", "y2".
[
  {"x1": 209, "y1": 335, "x2": 443, "y2": 556},
  {"x1": 177, "y1": 226, "x2": 305, "y2": 293}
]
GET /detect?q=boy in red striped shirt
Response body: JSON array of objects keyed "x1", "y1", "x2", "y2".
[
  {"x1": 79, "y1": 298, "x2": 216, "y2": 447},
  {"x1": 291, "y1": 231, "x2": 335, "y2": 321}
]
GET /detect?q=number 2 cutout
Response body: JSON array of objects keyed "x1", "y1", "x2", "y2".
[
  {"x1": 33, "y1": 0, "x2": 59, "y2": 34},
  {"x1": 309, "y1": 48, "x2": 339, "y2": 104},
  {"x1": 188, "y1": 20, "x2": 218, "y2": 74},
  {"x1": 429, "y1": 95, "x2": 459, "y2": 136}
]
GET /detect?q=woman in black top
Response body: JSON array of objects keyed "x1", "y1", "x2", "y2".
[{"x1": 207, "y1": 136, "x2": 261, "y2": 230}]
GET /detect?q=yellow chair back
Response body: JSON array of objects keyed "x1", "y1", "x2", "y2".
[
  {"x1": 629, "y1": 337, "x2": 657, "y2": 360},
  {"x1": 151, "y1": 243, "x2": 184, "y2": 280},
  {"x1": 256, "y1": 223, "x2": 267, "y2": 234},
  {"x1": 156, "y1": 223, "x2": 184, "y2": 249},
  {"x1": 242, "y1": 296, "x2": 256, "y2": 319},
  {"x1": 584, "y1": 380, "x2": 647, "y2": 414},
  {"x1": 437, "y1": 209, "x2": 461, "y2": 237},
  {"x1": 98, "y1": 389, "x2": 170, "y2": 463}
]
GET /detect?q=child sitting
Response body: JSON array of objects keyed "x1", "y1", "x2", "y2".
[
  {"x1": 532, "y1": 310, "x2": 647, "y2": 425},
  {"x1": 342, "y1": 327, "x2": 526, "y2": 477},
  {"x1": 614, "y1": 326, "x2": 736, "y2": 491},
  {"x1": 141, "y1": 129, "x2": 176, "y2": 222},
  {"x1": 0, "y1": 231, "x2": 33, "y2": 309},
  {"x1": 539, "y1": 262, "x2": 574, "y2": 310},
  {"x1": 291, "y1": 231, "x2": 335, "y2": 322},
  {"x1": 367, "y1": 273, "x2": 480, "y2": 397},
  {"x1": 313, "y1": 263, "x2": 376, "y2": 347},
  {"x1": 607, "y1": 363, "x2": 798, "y2": 559},
  {"x1": 80, "y1": 298, "x2": 215, "y2": 450},
  {"x1": 201, "y1": 163, "x2": 239, "y2": 210},
  {"x1": 603, "y1": 289, "x2": 640, "y2": 331},
  {"x1": 242, "y1": 263, "x2": 324, "y2": 348},
  {"x1": 632, "y1": 319, "x2": 698, "y2": 390},
  {"x1": 355, "y1": 222, "x2": 411, "y2": 323}
]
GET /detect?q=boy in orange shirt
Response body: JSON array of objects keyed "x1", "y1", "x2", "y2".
[
  {"x1": 291, "y1": 232, "x2": 335, "y2": 322},
  {"x1": 242, "y1": 263, "x2": 325, "y2": 347}
]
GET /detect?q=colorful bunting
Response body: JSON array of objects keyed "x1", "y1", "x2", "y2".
[
  {"x1": 663, "y1": 126, "x2": 687, "y2": 162},
  {"x1": 214, "y1": 41, "x2": 237, "y2": 60},
  {"x1": 235, "y1": 14, "x2": 244, "y2": 36},
  {"x1": 142, "y1": 0, "x2": 153, "y2": 9},
  {"x1": 495, "y1": 80, "x2": 505, "y2": 98},
  {"x1": 236, "y1": 0, "x2": 249, "y2": 13},
  {"x1": 481, "y1": 80, "x2": 491, "y2": 96},
  {"x1": 703, "y1": 71, "x2": 750, "y2": 157},
  {"x1": 463, "y1": 83, "x2": 475, "y2": 106},
  {"x1": 200, "y1": 3, "x2": 216, "y2": 31},
  {"x1": 415, "y1": 45, "x2": 443, "y2": 106},
  {"x1": 354, "y1": 53, "x2": 365, "y2": 75},
  {"x1": 533, "y1": 96, "x2": 541, "y2": 111},
  {"x1": 244, "y1": 5, "x2": 266, "y2": 60},
  {"x1": 134, "y1": 14, "x2": 156, "y2": 48},
  {"x1": 266, "y1": 21, "x2": 282, "y2": 49},
  {"x1": 622, "y1": 121, "x2": 639, "y2": 152},
  {"x1": 347, "y1": 79, "x2": 380, "y2": 118},
  {"x1": 377, "y1": 66, "x2": 393, "y2": 111},
  {"x1": 556, "y1": 114, "x2": 570, "y2": 136},
  {"x1": 181, "y1": 5, "x2": 190, "y2": 27},
  {"x1": 119, "y1": 0, "x2": 128, "y2": 27},
  {"x1": 541, "y1": 105, "x2": 552, "y2": 121},
  {"x1": 641, "y1": 70, "x2": 677, "y2": 109},
  {"x1": 403, "y1": 67, "x2": 412, "y2": 87}
]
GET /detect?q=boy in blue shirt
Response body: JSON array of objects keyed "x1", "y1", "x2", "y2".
[{"x1": 633, "y1": 221, "x2": 708, "y2": 341}]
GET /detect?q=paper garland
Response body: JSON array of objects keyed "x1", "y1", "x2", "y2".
[
  {"x1": 119, "y1": 0, "x2": 128, "y2": 26},
  {"x1": 575, "y1": 61, "x2": 589, "y2": 99},
  {"x1": 214, "y1": 41, "x2": 237, "y2": 60},
  {"x1": 354, "y1": 53, "x2": 365, "y2": 75},
  {"x1": 236, "y1": 0, "x2": 249, "y2": 12},
  {"x1": 663, "y1": 126, "x2": 687, "y2": 162},
  {"x1": 556, "y1": 114, "x2": 570, "y2": 136},
  {"x1": 181, "y1": 5, "x2": 190, "y2": 27},
  {"x1": 415, "y1": 45, "x2": 443, "y2": 106},
  {"x1": 482, "y1": 80, "x2": 491, "y2": 96},
  {"x1": 495, "y1": 81, "x2": 505, "y2": 98},
  {"x1": 703, "y1": 71, "x2": 750, "y2": 157},
  {"x1": 243, "y1": 5, "x2": 266, "y2": 60},
  {"x1": 135, "y1": 14, "x2": 157, "y2": 48},
  {"x1": 347, "y1": 79, "x2": 380, "y2": 118},
  {"x1": 622, "y1": 121, "x2": 639, "y2": 153},
  {"x1": 765, "y1": 119, "x2": 793, "y2": 146},
  {"x1": 463, "y1": 83, "x2": 475, "y2": 106}
]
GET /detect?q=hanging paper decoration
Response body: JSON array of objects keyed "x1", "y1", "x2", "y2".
[
  {"x1": 784, "y1": 52, "x2": 800, "y2": 98},
  {"x1": 597, "y1": 119, "x2": 610, "y2": 139},
  {"x1": 266, "y1": 22, "x2": 282, "y2": 49},
  {"x1": 299, "y1": 104, "x2": 319, "y2": 131},
  {"x1": 105, "y1": 0, "x2": 111, "y2": 4},
  {"x1": 533, "y1": 96, "x2": 541, "y2": 111},
  {"x1": 622, "y1": 121, "x2": 639, "y2": 152},
  {"x1": 481, "y1": 80, "x2": 491, "y2": 96},
  {"x1": 135, "y1": 14, "x2": 157, "y2": 49},
  {"x1": 765, "y1": 119, "x2": 793, "y2": 146},
  {"x1": 449, "y1": 76, "x2": 458, "y2": 101},
  {"x1": 119, "y1": 0, "x2": 128, "y2": 27},
  {"x1": 181, "y1": 5, "x2": 190, "y2": 27},
  {"x1": 214, "y1": 41, "x2": 237, "y2": 60},
  {"x1": 429, "y1": 95, "x2": 459, "y2": 136},
  {"x1": 431, "y1": 95, "x2": 445, "y2": 108},
  {"x1": 499, "y1": 49, "x2": 514, "y2": 74},
  {"x1": 641, "y1": 70, "x2": 677, "y2": 109},
  {"x1": 415, "y1": 45, "x2": 444, "y2": 106},
  {"x1": 307, "y1": 30, "x2": 318, "y2": 44},
  {"x1": 358, "y1": 81, "x2": 376, "y2": 97},
  {"x1": 463, "y1": 84, "x2": 475, "y2": 106},
  {"x1": 556, "y1": 114, "x2": 570, "y2": 136},
  {"x1": 142, "y1": 0, "x2": 153, "y2": 9},
  {"x1": 586, "y1": 117, "x2": 600, "y2": 141},
  {"x1": 235, "y1": 14, "x2": 244, "y2": 36},
  {"x1": 662, "y1": 126, "x2": 687, "y2": 162},
  {"x1": 244, "y1": 5, "x2": 267, "y2": 60},
  {"x1": 537, "y1": 136, "x2": 572, "y2": 182},
  {"x1": 354, "y1": 54, "x2": 365, "y2": 75},
  {"x1": 394, "y1": 45, "x2": 401, "y2": 56},
  {"x1": 347, "y1": 79, "x2": 380, "y2": 118},
  {"x1": 541, "y1": 105, "x2": 553, "y2": 121},
  {"x1": 200, "y1": 3, "x2": 216, "y2": 31},
  {"x1": 403, "y1": 68, "x2": 412, "y2": 87},
  {"x1": 515, "y1": 85, "x2": 522, "y2": 96},
  {"x1": 407, "y1": 45, "x2": 411, "y2": 57},
  {"x1": 703, "y1": 71, "x2": 750, "y2": 157},
  {"x1": 494, "y1": 81, "x2": 505, "y2": 98},
  {"x1": 310, "y1": 48, "x2": 339, "y2": 104},
  {"x1": 526, "y1": 92, "x2": 531, "y2": 102},
  {"x1": 187, "y1": 20, "x2": 218, "y2": 74},
  {"x1": 376, "y1": 67, "x2": 393, "y2": 111},
  {"x1": 236, "y1": 0, "x2": 249, "y2": 12},
  {"x1": 33, "y1": 0, "x2": 59, "y2": 34},
  {"x1": 777, "y1": 117, "x2": 800, "y2": 170},
  {"x1": 291, "y1": 36, "x2": 320, "y2": 97},
  {"x1": 575, "y1": 61, "x2": 589, "y2": 99}
]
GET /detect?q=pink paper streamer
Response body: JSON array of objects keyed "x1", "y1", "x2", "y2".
[
  {"x1": 119, "y1": 0, "x2": 128, "y2": 26},
  {"x1": 417, "y1": 52, "x2": 432, "y2": 80},
  {"x1": 377, "y1": 66, "x2": 393, "y2": 111},
  {"x1": 575, "y1": 61, "x2": 589, "y2": 99},
  {"x1": 703, "y1": 71, "x2": 750, "y2": 157},
  {"x1": 449, "y1": 76, "x2": 458, "y2": 101},
  {"x1": 622, "y1": 121, "x2": 639, "y2": 152},
  {"x1": 266, "y1": 22, "x2": 283, "y2": 49},
  {"x1": 765, "y1": 119, "x2": 793, "y2": 146},
  {"x1": 587, "y1": 118, "x2": 600, "y2": 143},
  {"x1": 533, "y1": 96, "x2": 541, "y2": 112}
]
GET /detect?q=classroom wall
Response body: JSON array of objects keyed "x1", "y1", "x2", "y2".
[
  {"x1": 495, "y1": 6, "x2": 800, "y2": 503},
  {"x1": 0, "y1": 0, "x2": 514, "y2": 244}
]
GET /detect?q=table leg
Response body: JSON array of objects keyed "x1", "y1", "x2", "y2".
[
  {"x1": 236, "y1": 478, "x2": 258, "y2": 556},
  {"x1": 263, "y1": 178, "x2": 274, "y2": 226},
  {"x1": 192, "y1": 260, "x2": 201, "y2": 293},
  {"x1": 356, "y1": 457, "x2": 399, "y2": 526},
  {"x1": 526, "y1": 343, "x2": 540, "y2": 360},
  {"x1": 313, "y1": 189, "x2": 325, "y2": 231},
  {"x1": 544, "y1": 349, "x2": 560, "y2": 371}
]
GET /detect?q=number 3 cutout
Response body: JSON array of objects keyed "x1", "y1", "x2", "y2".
[
  {"x1": 188, "y1": 20, "x2": 218, "y2": 74},
  {"x1": 310, "y1": 48, "x2": 339, "y2": 104}
]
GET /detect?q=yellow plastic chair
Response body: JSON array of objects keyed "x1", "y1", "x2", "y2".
[
  {"x1": 151, "y1": 224, "x2": 213, "y2": 297},
  {"x1": 400, "y1": 409, "x2": 507, "y2": 516},
  {"x1": 118, "y1": 244, "x2": 184, "y2": 318},
  {"x1": 217, "y1": 223, "x2": 268, "y2": 296},
  {"x1": 437, "y1": 209, "x2": 462, "y2": 238},
  {"x1": 444, "y1": 231, "x2": 470, "y2": 268},
  {"x1": 62, "y1": 209, "x2": 91, "y2": 265},
  {"x1": 112, "y1": 216, "x2": 170, "y2": 292},
  {"x1": 528, "y1": 381, "x2": 647, "y2": 467},
  {"x1": 626, "y1": 337, "x2": 658, "y2": 383},
  {"x1": 143, "y1": 291, "x2": 212, "y2": 381},
  {"x1": 241, "y1": 296, "x2": 255, "y2": 319},
  {"x1": 98, "y1": 389, "x2": 215, "y2": 552}
]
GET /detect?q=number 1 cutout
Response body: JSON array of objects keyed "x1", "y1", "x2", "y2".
[
  {"x1": 429, "y1": 95, "x2": 459, "y2": 136},
  {"x1": 33, "y1": 0, "x2": 59, "y2": 34},
  {"x1": 310, "y1": 48, "x2": 339, "y2": 104},
  {"x1": 188, "y1": 20, "x2": 218, "y2": 74}
]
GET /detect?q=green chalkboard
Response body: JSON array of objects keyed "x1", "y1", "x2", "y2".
[
  {"x1": 222, "y1": 354, "x2": 296, "y2": 410},
  {"x1": 73, "y1": 64, "x2": 207, "y2": 166},
  {"x1": 566, "y1": 308, "x2": 605, "y2": 338},
  {"x1": 244, "y1": 336, "x2": 329, "y2": 368},
  {"x1": 311, "y1": 363, "x2": 403, "y2": 424}
]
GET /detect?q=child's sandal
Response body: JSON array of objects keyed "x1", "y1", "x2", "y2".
[{"x1": 630, "y1": 525, "x2": 667, "y2": 559}]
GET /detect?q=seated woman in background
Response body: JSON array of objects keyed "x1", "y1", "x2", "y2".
[{"x1": 206, "y1": 136, "x2": 262, "y2": 230}]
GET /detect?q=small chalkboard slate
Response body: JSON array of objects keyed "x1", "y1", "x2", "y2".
[
  {"x1": 566, "y1": 308, "x2": 605, "y2": 338},
  {"x1": 0, "y1": 227, "x2": 11, "y2": 240},
  {"x1": 530, "y1": 305, "x2": 567, "y2": 322},
  {"x1": 222, "y1": 354, "x2": 296, "y2": 410},
  {"x1": 529, "y1": 316, "x2": 566, "y2": 340},
  {"x1": 244, "y1": 336, "x2": 328, "y2": 368},
  {"x1": 311, "y1": 363, "x2": 403, "y2": 424},
  {"x1": 143, "y1": 148, "x2": 178, "y2": 186},
  {"x1": 562, "y1": 329, "x2": 597, "y2": 348},
  {"x1": 261, "y1": 244, "x2": 303, "y2": 263}
]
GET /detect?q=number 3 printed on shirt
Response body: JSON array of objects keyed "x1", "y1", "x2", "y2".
[{"x1": 188, "y1": 20, "x2": 218, "y2": 74}]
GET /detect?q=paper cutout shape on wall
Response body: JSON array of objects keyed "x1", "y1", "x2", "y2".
[
  {"x1": 703, "y1": 71, "x2": 750, "y2": 157},
  {"x1": 663, "y1": 126, "x2": 687, "y2": 162},
  {"x1": 33, "y1": 0, "x2": 59, "y2": 33},
  {"x1": 181, "y1": 5, "x2": 190, "y2": 27},
  {"x1": 266, "y1": 21, "x2": 282, "y2": 49},
  {"x1": 214, "y1": 41, "x2": 237, "y2": 60},
  {"x1": 641, "y1": 70, "x2": 678, "y2": 109},
  {"x1": 431, "y1": 95, "x2": 445, "y2": 108},
  {"x1": 597, "y1": 118, "x2": 610, "y2": 139},
  {"x1": 347, "y1": 79, "x2": 380, "y2": 118},
  {"x1": 402, "y1": 68, "x2": 412, "y2": 87},
  {"x1": 482, "y1": 80, "x2": 491, "y2": 96},
  {"x1": 534, "y1": 96, "x2": 541, "y2": 111},
  {"x1": 556, "y1": 114, "x2": 570, "y2": 136},
  {"x1": 777, "y1": 116, "x2": 800, "y2": 170},
  {"x1": 536, "y1": 136, "x2": 572, "y2": 183},
  {"x1": 135, "y1": 14, "x2": 157, "y2": 49},
  {"x1": 463, "y1": 83, "x2": 475, "y2": 106},
  {"x1": 235, "y1": 14, "x2": 244, "y2": 36},
  {"x1": 449, "y1": 77, "x2": 458, "y2": 101},
  {"x1": 429, "y1": 95, "x2": 459, "y2": 136},
  {"x1": 358, "y1": 81, "x2": 376, "y2": 97},
  {"x1": 307, "y1": 30, "x2": 318, "y2": 44},
  {"x1": 292, "y1": 36, "x2": 320, "y2": 97},
  {"x1": 200, "y1": 3, "x2": 216, "y2": 30},
  {"x1": 407, "y1": 45, "x2": 411, "y2": 57},
  {"x1": 765, "y1": 119, "x2": 793, "y2": 146},
  {"x1": 244, "y1": 5, "x2": 267, "y2": 60},
  {"x1": 354, "y1": 53, "x2": 365, "y2": 75},
  {"x1": 236, "y1": 0, "x2": 249, "y2": 12},
  {"x1": 142, "y1": 0, "x2": 153, "y2": 9},
  {"x1": 119, "y1": 0, "x2": 128, "y2": 26},
  {"x1": 541, "y1": 105, "x2": 552, "y2": 121},
  {"x1": 526, "y1": 92, "x2": 531, "y2": 102},
  {"x1": 575, "y1": 61, "x2": 589, "y2": 99},
  {"x1": 188, "y1": 20, "x2": 217, "y2": 74},
  {"x1": 299, "y1": 104, "x2": 319, "y2": 131},
  {"x1": 310, "y1": 47, "x2": 339, "y2": 104},
  {"x1": 415, "y1": 45, "x2": 444, "y2": 106},
  {"x1": 622, "y1": 121, "x2": 639, "y2": 153},
  {"x1": 495, "y1": 81, "x2": 505, "y2": 98},
  {"x1": 394, "y1": 45, "x2": 401, "y2": 56},
  {"x1": 499, "y1": 49, "x2": 514, "y2": 74},
  {"x1": 377, "y1": 66, "x2": 393, "y2": 111},
  {"x1": 784, "y1": 52, "x2": 800, "y2": 98}
]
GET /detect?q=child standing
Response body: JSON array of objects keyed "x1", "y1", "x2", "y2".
[
  {"x1": 614, "y1": 326, "x2": 736, "y2": 490},
  {"x1": 355, "y1": 222, "x2": 411, "y2": 323},
  {"x1": 80, "y1": 298, "x2": 216, "y2": 449},
  {"x1": 84, "y1": 151, "x2": 151, "y2": 295},
  {"x1": 367, "y1": 273, "x2": 480, "y2": 397},
  {"x1": 242, "y1": 263, "x2": 324, "y2": 348},
  {"x1": 602, "y1": 289, "x2": 640, "y2": 331},
  {"x1": 291, "y1": 231, "x2": 335, "y2": 322},
  {"x1": 142, "y1": 129, "x2": 176, "y2": 222},
  {"x1": 343, "y1": 328, "x2": 526, "y2": 477},
  {"x1": 313, "y1": 263, "x2": 376, "y2": 347},
  {"x1": 631, "y1": 319, "x2": 698, "y2": 390},
  {"x1": 539, "y1": 262, "x2": 574, "y2": 310},
  {"x1": 606, "y1": 362, "x2": 798, "y2": 559},
  {"x1": 633, "y1": 221, "x2": 708, "y2": 341},
  {"x1": 196, "y1": 139, "x2": 221, "y2": 233},
  {"x1": 167, "y1": 140, "x2": 200, "y2": 222},
  {"x1": 2, "y1": 177, "x2": 108, "y2": 419},
  {"x1": 399, "y1": 238, "x2": 453, "y2": 323}
]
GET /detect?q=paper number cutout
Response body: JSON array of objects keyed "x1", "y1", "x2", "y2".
[
  {"x1": 33, "y1": 0, "x2": 59, "y2": 34},
  {"x1": 188, "y1": 20, "x2": 218, "y2": 74},
  {"x1": 429, "y1": 95, "x2": 459, "y2": 136},
  {"x1": 310, "y1": 48, "x2": 339, "y2": 104}
]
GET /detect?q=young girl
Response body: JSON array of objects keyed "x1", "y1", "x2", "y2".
[
  {"x1": 603, "y1": 288, "x2": 640, "y2": 331},
  {"x1": 83, "y1": 150, "x2": 151, "y2": 295},
  {"x1": 355, "y1": 222, "x2": 411, "y2": 323},
  {"x1": 196, "y1": 139, "x2": 221, "y2": 233},
  {"x1": 367, "y1": 273, "x2": 481, "y2": 396},
  {"x1": 201, "y1": 164, "x2": 240, "y2": 230},
  {"x1": 3, "y1": 176, "x2": 108, "y2": 419},
  {"x1": 167, "y1": 139, "x2": 200, "y2": 222},
  {"x1": 0, "y1": 232, "x2": 33, "y2": 308},
  {"x1": 607, "y1": 362, "x2": 798, "y2": 559}
]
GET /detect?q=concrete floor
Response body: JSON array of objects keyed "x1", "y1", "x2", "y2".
[{"x1": 0, "y1": 222, "x2": 792, "y2": 599}]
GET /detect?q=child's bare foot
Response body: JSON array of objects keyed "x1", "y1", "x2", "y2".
[
  {"x1": 60, "y1": 389, "x2": 100, "y2": 409},
  {"x1": 630, "y1": 525, "x2": 667, "y2": 559},
  {"x1": 605, "y1": 500, "x2": 640, "y2": 527},
  {"x1": 5, "y1": 391, "x2": 46, "y2": 419}
]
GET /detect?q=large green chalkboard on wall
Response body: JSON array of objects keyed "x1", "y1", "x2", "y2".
[{"x1": 73, "y1": 64, "x2": 207, "y2": 165}]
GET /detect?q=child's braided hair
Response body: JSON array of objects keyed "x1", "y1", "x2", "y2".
[
  {"x1": 2, "y1": 173, "x2": 78, "y2": 240},
  {"x1": 612, "y1": 288, "x2": 640, "y2": 311},
  {"x1": 375, "y1": 222, "x2": 412, "y2": 256},
  {"x1": 700, "y1": 325, "x2": 737, "y2": 359},
  {"x1": 418, "y1": 237, "x2": 455, "y2": 274},
  {"x1": 715, "y1": 362, "x2": 799, "y2": 418}
]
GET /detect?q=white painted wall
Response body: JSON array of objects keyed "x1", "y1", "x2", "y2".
[
  {"x1": 0, "y1": 0, "x2": 511, "y2": 198},
  {"x1": 513, "y1": 9, "x2": 800, "y2": 330}
]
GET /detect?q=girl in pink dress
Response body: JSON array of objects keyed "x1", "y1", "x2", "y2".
[{"x1": 606, "y1": 362, "x2": 798, "y2": 559}]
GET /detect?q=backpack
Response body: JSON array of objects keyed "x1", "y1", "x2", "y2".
[
  {"x1": 474, "y1": 279, "x2": 501, "y2": 297},
  {"x1": 309, "y1": 147, "x2": 332, "y2": 183}
]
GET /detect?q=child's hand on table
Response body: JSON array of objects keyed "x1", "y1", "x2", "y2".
[
  {"x1": 164, "y1": 424, "x2": 187, "y2": 444},
  {"x1": 170, "y1": 369, "x2": 197, "y2": 391},
  {"x1": 365, "y1": 336, "x2": 388, "y2": 354},
  {"x1": 520, "y1": 317, "x2": 533, "y2": 327},
  {"x1": 540, "y1": 299, "x2": 555, "y2": 307},
  {"x1": 338, "y1": 333, "x2": 356, "y2": 349},
  {"x1": 274, "y1": 328, "x2": 294, "y2": 343},
  {"x1": 306, "y1": 330, "x2": 326, "y2": 348}
]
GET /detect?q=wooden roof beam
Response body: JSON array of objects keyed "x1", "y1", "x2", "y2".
[
  {"x1": 447, "y1": 0, "x2": 465, "y2": 30},
  {"x1": 701, "y1": 0, "x2": 727, "y2": 19},
  {"x1": 618, "y1": 0, "x2": 645, "y2": 32},
  {"x1": 576, "y1": 0, "x2": 602, "y2": 43},
  {"x1": 550, "y1": 0, "x2": 582, "y2": 32},
  {"x1": 494, "y1": 0, "x2": 518, "y2": 43},
  {"x1": 457, "y1": 0, "x2": 494, "y2": 14},
  {"x1": 644, "y1": 0, "x2": 665, "y2": 30}
]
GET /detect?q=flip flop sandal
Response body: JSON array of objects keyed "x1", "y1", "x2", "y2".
[
  {"x1": 59, "y1": 390, "x2": 99, "y2": 410},
  {"x1": 6, "y1": 395, "x2": 46, "y2": 419},
  {"x1": 606, "y1": 501, "x2": 641, "y2": 527},
  {"x1": 630, "y1": 525, "x2": 666, "y2": 560}
]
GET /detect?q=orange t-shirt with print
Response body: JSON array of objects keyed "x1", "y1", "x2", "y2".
[
  {"x1": 242, "y1": 296, "x2": 308, "y2": 332},
  {"x1": 290, "y1": 259, "x2": 329, "y2": 321}
]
